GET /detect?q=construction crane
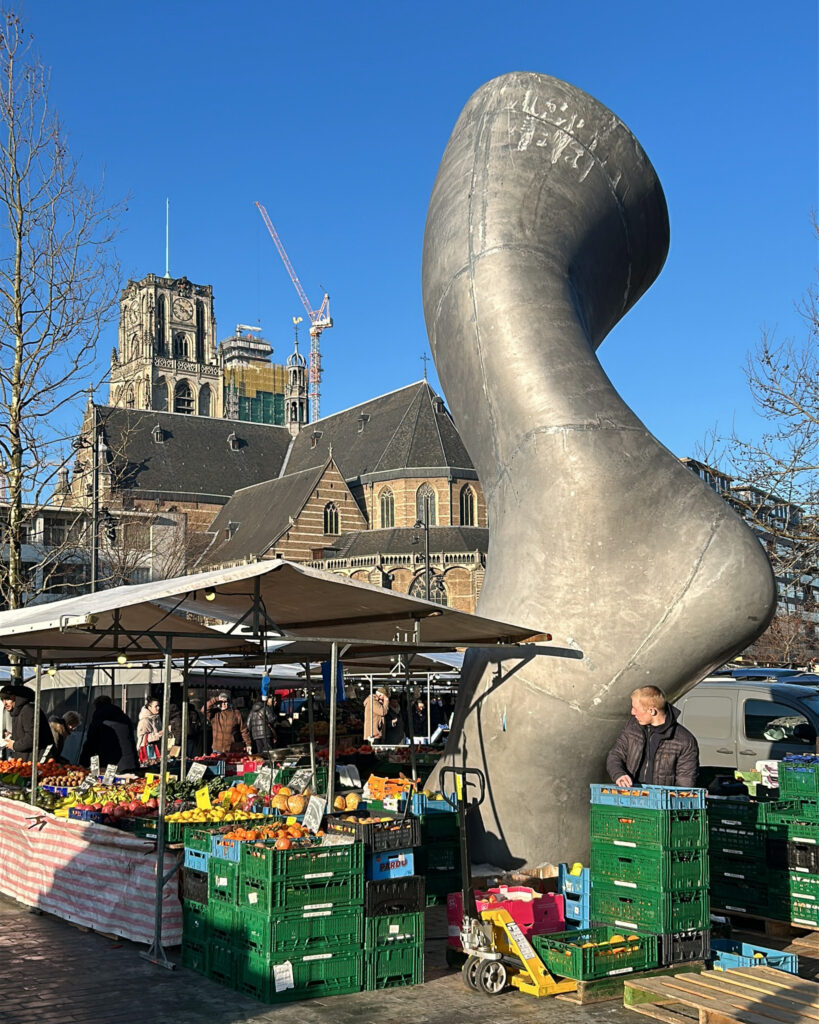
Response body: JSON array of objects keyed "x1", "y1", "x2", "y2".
[{"x1": 255, "y1": 201, "x2": 332, "y2": 422}]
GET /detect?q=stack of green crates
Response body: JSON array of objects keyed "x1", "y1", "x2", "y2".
[
  {"x1": 589, "y1": 785, "x2": 710, "y2": 965},
  {"x1": 707, "y1": 794, "x2": 769, "y2": 916},
  {"x1": 398, "y1": 793, "x2": 460, "y2": 904},
  {"x1": 182, "y1": 833, "x2": 367, "y2": 1003}
]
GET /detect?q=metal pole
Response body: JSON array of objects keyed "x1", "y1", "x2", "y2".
[
  {"x1": 90, "y1": 418, "x2": 99, "y2": 594},
  {"x1": 427, "y1": 673, "x2": 431, "y2": 740},
  {"x1": 141, "y1": 637, "x2": 175, "y2": 970},
  {"x1": 403, "y1": 657, "x2": 417, "y2": 782},
  {"x1": 180, "y1": 657, "x2": 189, "y2": 781},
  {"x1": 326, "y1": 642, "x2": 338, "y2": 812},
  {"x1": 30, "y1": 664, "x2": 42, "y2": 806},
  {"x1": 304, "y1": 664, "x2": 317, "y2": 794},
  {"x1": 424, "y1": 497, "x2": 430, "y2": 601}
]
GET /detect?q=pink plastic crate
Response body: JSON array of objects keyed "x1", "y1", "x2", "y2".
[{"x1": 446, "y1": 887, "x2": 565, "y2": 947}]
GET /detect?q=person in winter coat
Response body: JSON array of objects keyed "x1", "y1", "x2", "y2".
[
  {"x1": 383, "y1": 696, "x2": 406, "y2": 745},
  {"x1": 205, "y1": 692, "x2": 251, "y2": 755},
  {"x1": 168, "y1": 698, "x2": 203, "y2": 757},
  {"x1": 363, "y1": 686, "x2": 389, "y2": 743},
  {"x1": 49, "y1": 711, "x2": 81, "y2": 759},
  {"x1": 247, "y1": 695, "x2": 278, "y2": 756},
  {"x1": 0, "y1": 685, "x2": 51, "y2": 760},
  {"x1": 81, "y1": 696, "x2": 139, "y2": 772},
  {"x1": 606, "y1": 686, "x2": 699, "y2": 788},
  {"x1": 136, "y1": 698, "x2": 163, "y2": 760}
]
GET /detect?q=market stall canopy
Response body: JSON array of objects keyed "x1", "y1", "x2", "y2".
[{"x1": 0, "y1": 560, "x2": 546, "y2": 667}]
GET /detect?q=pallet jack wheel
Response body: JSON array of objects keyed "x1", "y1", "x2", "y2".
[
  {"x1": 476, "y1": 958, "x2": 507, "y2": 995},
  {"x1": 462, "y1": 955, "x2": 481, "y2": 991}
]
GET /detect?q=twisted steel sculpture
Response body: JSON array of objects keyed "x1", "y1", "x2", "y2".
[{"x1": 422, "y1": 72, "x2": 776, "y2": 867}]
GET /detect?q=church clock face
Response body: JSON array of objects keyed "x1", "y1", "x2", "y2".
[
  {"x1": 173, "y1": 297, "x2": 194, "y2": 321},
  {"x1": 128, "y1": 300, "x2": 140, "y2": 324}
]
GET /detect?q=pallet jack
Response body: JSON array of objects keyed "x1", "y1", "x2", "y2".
[{"x1": 441, "y1": 765, "x2": 578, "y2": 997}]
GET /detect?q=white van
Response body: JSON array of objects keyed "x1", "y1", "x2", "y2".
[{"x1": 675, "y1": 679, "x2": 819, "y2": 775}]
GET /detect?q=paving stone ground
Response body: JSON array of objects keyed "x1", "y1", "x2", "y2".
[{"x1": 0, "y1": 895, "x2": 640, "y2": 1024}]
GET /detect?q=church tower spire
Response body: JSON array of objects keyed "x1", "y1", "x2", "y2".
[{"x1": 286, "y1": 318, "x2": 308, "y2": 436}]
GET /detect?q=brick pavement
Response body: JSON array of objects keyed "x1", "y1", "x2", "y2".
[{"x1": 0, "y1": 894, "x2": 645, "y2": 1024}]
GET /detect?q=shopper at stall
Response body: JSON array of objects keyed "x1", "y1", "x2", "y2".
[
  {"x1": 363, "y1": 686, "x2": 389, "y2": 743},
  {"x1": 383, "y1": 695, "x2": 406, "y2": 745},
  {"x1": 137, "y1": 697, "x2": 163, "y2": 764},
  {"x1": 80, "y1": 696, "x2": 139, "y2": 772},
  {"x1": 0, "y1": 685, "x2": 51, "y2": 759},
  {"x1": 247, "y1": 694, "x2": 278, "y2": 756},
  {"x1": 606, "y1": 685, "x2": 699, "y2": 787},
  {"x1": 205, "y1": 691, "x2": 251, "y2": 755},
  {"x1": 411, "y1": 699, "x2": 427, "y2": 738},
  {"x1": 48, "y1": 711, "x2": 81, "y2": 759},
  {"x1": 168, "y1": 696, "x2": 203, "y2": 758}
]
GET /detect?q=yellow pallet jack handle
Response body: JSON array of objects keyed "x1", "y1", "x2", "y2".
[{"x1": 480, "y1": 907, "x2": 578, "y2": 997}]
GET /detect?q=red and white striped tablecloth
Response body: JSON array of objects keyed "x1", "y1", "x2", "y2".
[{"x1": 0, "y1": 796, "x2": 183, "y2": 945}]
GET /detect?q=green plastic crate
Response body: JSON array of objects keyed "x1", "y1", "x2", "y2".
[
  {"x1": 418, "y1": 813, "x2": 458, "y2": 843},
  {"x1": 790, "y1": 898, "x2": 819, "y2": 927},
  {"x1": 708, "y1": 827, "x2": 766, "y2": 860},
  {"x1": 710, "y1": 879, "x2": 770, "y2": 915},
  {"x1": 590, "y1": 884, "x2": 709, "y2": 932},
  {"x1": 236, "y1": 906, "x2": 363, "y2": 954},
  {"x1": 364, "y1": 941, "x2": 424, "y2": 990},
  {"x1": 779, "y1": 762, "x2": 819, "y2": 801},
  {"x1": 589, "y1": 805, "x2": 706, "y2": 849},
  {"x1": 709, "y1": 857, "x2": 758, "y2": 886},
  {"x1": 239, "y1": 839, "x2": 364, "y2": 884},
  {"x1": 365, "y1": 911, "x2": 424, "y2": 949},
  {"x1": 760, "y1": 800, "x2": 819, "y2": 827},
  {"x1": 208, "y1": 857, "x2": 239, "y2": 905},
  {"x1": 591, "y1": 844, "x2": 708, "y2": 891},
  {"x1": 768, "y1": 870, "x2": 819, "y2": 900},
  {"x1": 182, "y1": 901, "x2": 208, "y2": 943},
  {"x1": 706, "y1": 798, "x2": 764, "y2": 829},
  {"x1": 207, "y1": 901, "x2": 236, "y2": 943},
  {"x1": 415, "y1": 840, "x2": 459, "y2": 875},
  {"x1": 531, "y1": 926, "x2": 658, "y2": 981},
  {"x1": 235, "y1": 948, "x2": 363, "y2": 1003},
  {"x1": 238, "y1": 871, "x2": 365, "y2": 915},
  {"x1": 181, "y1": 938, "x2": 209, "y2": 974},
  {"x1": 208, "y1": 939, "x2": 237, "y2": 987}
]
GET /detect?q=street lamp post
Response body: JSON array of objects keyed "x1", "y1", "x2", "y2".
[{"x1": 413, "y1": 496, "x2": 431, "y2": 601}]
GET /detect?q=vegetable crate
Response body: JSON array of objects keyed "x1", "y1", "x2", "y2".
[
  {"x1": 710, "y1": 939, "x2": 798, "y2": 974},
  {"x1": 589, "y1": 805, "x2": 706, "y2": 849},
  {"x1": 768, "y1": 869, "x2": 819, "y2": 901},
  {"x1": 326, "y1": 814, "x2": 420, "y2": 852},
  {"x1": 182, "y1": 901, "x2": 207, "y2": 942},
  {"x1": 181, "y1": 867, "x2": 209, "y2": 906},
  {"x1": 710, "y1": 879, "x2": 770, "y2": 916},
  {"x1": 236, "y1": 906, "x2": 363, "y2": 955},
  {"x1": 657, "y1": 929, "x2": 710, "y2": 966},
  {"x1": 208, "y1": 857, "x2": 239, "y2": 904},
  {"x1": 365, "y1": 911, "x2": 424, "y2": 949},
  {"x1": 235, "y1": 949, "x2": 363, "y2": 1004},
  {"x1": 239, "y1": 838, "x2": 363, "y2": 883},
  {"x1": 365, "y1": 941, "x2": 424, "y2": 990},
  {"x1": 365, "y1": 848, "x2": 414, "y2": 881},
  {"x1": 778, "y1": 756, "x2": 819, "y2": 800},
  {"x1": 590, "y1": 843, "x2": 708, "y2": 891},
  {"x1": 531, "y1": 926, "x2": 658, "y2": 981},
  {"x1": 181, "y1": 938, "x2": 208, "y2": 975},
  {"x1": 590, "y1": 884, "x2": 709, "y2": 932},
  {"x1": 205, "y1": 901, "x2": 236, "y2": 944},
  {"x1": 365, "y1": 876, "x2": 426, "y2": 917},
  {"x1": 708, "y1": 827, "x2": 765, "y2": 860},
  {"x1": 564, "y1": 892, "x2": 589, "y2": 927},
  {"x1": 207, "y1": 939, "x2": 236, "y2": 988},
  {"x1": 558, "y1": 863, "x2": 590, "y2": 897},
  {"x1": 238, "y1": 872, "x2": 364, "y2": 916},
  {"x1": 590, "y1": 785, "x2": 706, "y2": 811},
  {"x1": 706, "y1": 796, "x2": 766, "y2": 830},
  {"x1": 760, "y1": 800, "x2": 819, "y2": 827},
  {"x1": 766, "y1": 837, "x2": 819, "y2": 874},
  {"x1": 414, "y1": 839, "x2": 459, "y2": 876}
]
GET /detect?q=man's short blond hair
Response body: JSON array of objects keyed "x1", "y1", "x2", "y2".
[{"x1": 631, "y1": 686, "x2": 667, "y2": 712}]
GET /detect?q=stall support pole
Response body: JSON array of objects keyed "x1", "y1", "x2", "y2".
[
  {"x1": 30, "y1": 664, "x2": 42, "y2": 806},
  {"x1": 426, "y1": 674, "x2": 431, "y2": 740},
  {"x1": 304, "y1": 663, "x2": 318, "y2": 794},
  {"x1": 141, "y1": 637, "x2": 175, "y2": 970},
  {"x1": 180, "y1": 657, "x2": 189, "y2": 781},
  {"x1": 326, "y1": 641, "x2": 338, "y2": 812},
  {"x1": 403, "y1": 657, "x2": 417, "y2": 782}
]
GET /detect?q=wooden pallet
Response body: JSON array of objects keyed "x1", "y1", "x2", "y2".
[{"x1": 624, "y1": 966, "x2": 819, "y2": 1024}]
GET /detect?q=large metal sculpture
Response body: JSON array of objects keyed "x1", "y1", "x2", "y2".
[{"x1": 422, "y1": 72, "x2": 776, "y2": 867}]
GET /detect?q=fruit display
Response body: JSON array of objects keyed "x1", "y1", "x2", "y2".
[
  {"x1": 220, "y1": 821, "x2": 315, "y2": 848},
  {"x1": 0, "y1": 758, "x2": 87, "y2": 781},
  {"x1": 333, "y1": 793, "x2": 361, "y2": 812}
]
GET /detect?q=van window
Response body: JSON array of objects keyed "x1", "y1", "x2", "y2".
[
  {"x1": 679, "y1": 696, "x2": 733, "y2": 740},
  {"x1": 744, "y1": 699, "x2": 815, "y2": 745}
]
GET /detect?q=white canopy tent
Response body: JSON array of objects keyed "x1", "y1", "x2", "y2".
[{"x1": 0, "y1": 559, "x2": 548, "y2": 969}]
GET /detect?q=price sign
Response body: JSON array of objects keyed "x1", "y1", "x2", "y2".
[
  {"x1": 39, "y1": 745, "x2": 53, "y2": 763},
  {"x1": 337, "y1": 764, "x2": 361, "y2": 788},
  {"x1": 141, "y1": 780, "x2": 154, "y2": 803},
  {"x1": 186, "y1": 762, "x2": 207, "y2": 783},
  {"x1": 288, "y1": 768, "x2": 313, "y2": 793},
  {"x1": 303, "y1": 796, "x2": 326, "y2": 834},
  {"x1": 273, "y1": 961, "x2": 294, "y2": 993},
  {"x1": 320, "y1": 832, "x2": 355, "y2": 846},
  {"x1": 255, "y1": 766, "x2": 273, "y2": 793},
  {"x1": 102, "y1": 764, "x2": 118, "y2": 786},
  {"x1": 89, "y1": 756, "x2": 100, "y2": 776},
  {"x1": 195, "y1": 786, "x2": 212, "y2": 810},
  {"x1": 79, "y1": 774, "x2": 95, "y2": 793}
]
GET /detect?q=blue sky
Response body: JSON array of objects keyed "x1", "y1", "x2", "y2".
[{"x1": 24, "y1": 0, "x2": 817, "y2": 458}]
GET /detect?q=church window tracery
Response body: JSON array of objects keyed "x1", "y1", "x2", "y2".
[
  {"x1": 379, "y1": 487, "x2": 395, "y2": 528},
  {"x1": 323, "y1": 502, "x2": 339, "y2": 535}
]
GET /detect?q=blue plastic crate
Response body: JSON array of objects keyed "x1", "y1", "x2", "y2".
[
  {"x1": 558, "y1": 863, "x2": 590, "y2": 896},
  {"x1": 397, "y1": 792, "x2": 456, "y2": 815},
  {"x1": 711, "y1": 939, "x2": 798, "y2": 974},
  {"x1": 211, "y1": 834, "x2": 245, "y2": 862},
  {"x1": 366, "y1": 848, "x2": 415, "y2": 881},
  {"x1": 183, "y1": 847, "x2": 210, "y2": 872},
  {"x1": 563, "y1": 892, "x2": 590, "y2": 925},
  {"x1": 590, "y1": 784, "x2": 706, "y2": 810}
]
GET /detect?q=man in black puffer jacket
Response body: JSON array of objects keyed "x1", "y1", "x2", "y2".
[
  {"x1": 0, "y1": 685, "x2": 51, "y2": 760},
  {"x1": 247, "y1": 694, "x2": 278, "y2": 757},
  {"x1": 606, "y1": 685, "x2": 699, "y2": 788}
]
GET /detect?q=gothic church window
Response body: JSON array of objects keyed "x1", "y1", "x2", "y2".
[
  {"x1": 155, "y1": 294, "x2": 166, "y2": 354},
  {"x1": 379, "y1": 487, "x2": 395, "y2": 529},
  {"x1": 173, "y1": 332, "x2": 188, "y2": 360},
  {"x1": 323, "y1": 502, "x2": 339, "y2": 535},
  {"x1": 152, "y1": 377, "x2": 168, "y2": 412},
  {"x1": 416, "y1": 483, "x2": 436, "y2": 525},
  {"x1": 174, "y1": 380, "x2": 194, "y2": 415},
  {"x1": 460, "y1": 485, "x2": 475, "y2": 526},
  {"x1": 409, "y1": 572, "x2": 448, "y2": 606},
  {"x1": 125, "y1": 387, "x2": 135, "y2": 409},
  {"x1": 195, "y1": 301, "x2": 205, "y2": 362},
  {"x1": 198, "y1": 385, "x2": 211, "y2": 417}
]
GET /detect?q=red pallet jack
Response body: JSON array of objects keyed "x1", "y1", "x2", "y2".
[{"x1": 441, "y1": 765, "x2": 577, "y2": 998}]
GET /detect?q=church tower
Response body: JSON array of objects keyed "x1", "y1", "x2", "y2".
[
  {"x1": 286, "y1": 331, "x2": 308, "y2": 436},
  {"x1": 108, "y1": 273, "x2": 223, "y2": 417}
]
